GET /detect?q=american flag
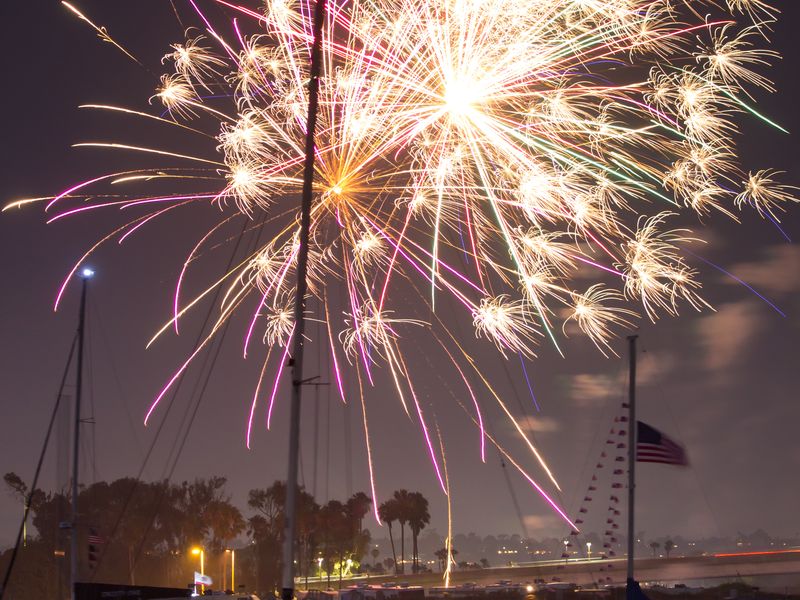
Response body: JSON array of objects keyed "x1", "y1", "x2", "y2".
[
  {"x1": 87, "y1": 530, "x2": 104, "y2": 545},
  {"x1": 636, "y1": 421, "x2": 688, "y2": 466}
]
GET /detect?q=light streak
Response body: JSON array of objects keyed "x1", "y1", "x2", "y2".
[
  {"x1": 436, "y1": 423, "x2": 454, "y2": 588},
  {"x1": 324, "y1": 296, "x2": 347, "y2": 403},
  {"x1": 439, "y1": 341, "x2": 486, "y2": 463},
  {"x1": 72, "y1": 143, "x2": 225, "y2": 166},
  {"x1": 355, "y1": 364, "x2": 382, "y2": 524},
  {"x1": 247, "y1": 347, "x2": 274, "y2": 449},
  {"x1": 714, "y1": 549, "x2": 800, "y2": 558},
  {"x1": 686, "y1": 249, "x2": 786, "y2": 318},
  {"x1": 61, "y1": 2, "x2": 142, "y2": 65},
  {"x1": 174, "y1": 217, "x2": 241, "y2": 333},
  {"x1": 266, "y1": 327, "x2": 295, "y2": 429},
  {"x1": 518, "y1": 353, "x2": 541, "y2": 413}
]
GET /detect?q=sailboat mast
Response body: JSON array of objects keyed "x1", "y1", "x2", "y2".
[
  {"x1": 280, "y1": 0, "x2": 327, "y2": 598},
  {"x1": 626, "y1": 335, "x2": 638, "y2": 588},
  {"x1": 71, "y1": 272, "x2": 91, "y2": 600}
]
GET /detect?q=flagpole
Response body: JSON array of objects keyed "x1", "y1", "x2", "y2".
[{"x1": 626, "y1": 334, "x2": 638, "y2": 598}]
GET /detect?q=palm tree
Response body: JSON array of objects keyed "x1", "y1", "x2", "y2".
[
  {"x1": 649, "y1": 541, "x2": 660, "y2": 557},
  {"x1": 378, "y1": 500, "x2": 398, "y2": 574},
  {"x1": 346, "y1": 492, "x2": 372, "y2": 533},
  {"x1": 434, "y1": 547, "x2": 458, "y2": 572},
  {"x1": 664, "y1": 539, "x2": 674, "y2": 558},
  {"x1": 345, "y1": 491, "x2": 372, "y2": 567},
  {"x1": 393, "y1": 490, "x2": 412, "y2": 573},
  {"x1": 407, "y1": 492, "x2": 430, "y2": 572}
]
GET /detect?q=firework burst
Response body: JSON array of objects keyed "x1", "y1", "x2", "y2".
[{"x1": 10, "y1": 0, "x2": 798, "y2": 529}]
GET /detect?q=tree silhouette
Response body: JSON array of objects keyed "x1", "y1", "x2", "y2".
[
  {"x1": 318, "y1": 500, "x2": 343, "y2": 586},
  {"x1": 345, "y1": 492, "x2": 372, "y2": 573},
  {"x1": 377, "y1": 499, "x2": 399, "y2": 574},
  {"x1": 247, "y1": 480, "x2": 321, "y2": 589},
  {"x1": 206, "y1": 498, "x2": 246, "y2": 553},
  {"x1": 247, "y1": 480, "x2": 287, "y2": 590},
  {"x1": 346, "y1": 492, "x2": 372, "y2": 534},
  {"x1": 1, "y1": 473, "x2": 250, "y2": 592},
  {"x1": 434, "y1": 548, "x2": 447, "y2": 572},
  {"x1": 664, "y1": 539, "x2": 674, "y2": 558},
  {"x1": 649, "y1": 541, "x2": 660, "y2": 557},
  {"x1": 407, "y1": 492, "x2": 430, "y2": 573},
  {"x1": 1, "y1": 473, "x2": 375, "y2": 594},
  {"x1": 393, "y1": 490, "x2": 412, "y2": 573},
  {"x1": 3, "y1": 472, "x2": 28, "y2": 500},
  {"x1": 296, "y1": 489, "x2": 320, "y2": 582},
  {"x1": 435, "y1": 547, "x2": 458, "y2": 572}
]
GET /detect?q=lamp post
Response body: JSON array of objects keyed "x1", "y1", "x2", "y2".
[
  {"x1": 224, "y1": 549, "x2": 235, "y2": 592},
  {"x1": 191, "y1": 547, "x2": 205, "y2": 594},
  {"x1": 563, "y1": 540, "x2": 569, "y2": 565},
  {"x1": 587, "y1": 542, "x2": 592, "y2": 559}
]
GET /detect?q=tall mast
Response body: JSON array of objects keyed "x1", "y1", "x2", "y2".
[
  {"x1": 280, "y1": 0, "x2": 327, "y2": 598},
  {"x1": 626, "y1": 335, "x2": 638, "y2": 597},
  {"x1": 71, "y1": 269, "x2": 92, "y2": 600}
]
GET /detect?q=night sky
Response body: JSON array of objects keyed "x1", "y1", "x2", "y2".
[{"x1": 1, "y1": 1, "x2": 799, "y2": 550}]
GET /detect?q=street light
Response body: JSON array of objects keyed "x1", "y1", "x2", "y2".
[
  {"x1": 587, "y1": 542, "x2": 592, "y2": 559},
  {"x1": 563, "y1": 540, "x2": 569, "y2": 565},
  {"x1": 224, "y1": 549, "x2": 235, "y2": 592},
  {"x1": 191, "y1": 547, "x2": 205, "y2": 594}
]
